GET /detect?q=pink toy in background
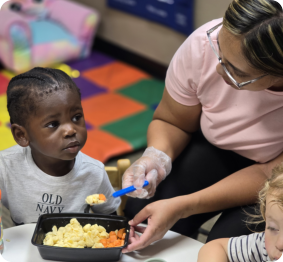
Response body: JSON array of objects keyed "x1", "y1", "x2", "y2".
[
  {"x1": 0, "y1": 0, "x2": 100, "y2": 73},
  {"x1": 1, "y1": 0, "x2": 53, "y2": 20}
]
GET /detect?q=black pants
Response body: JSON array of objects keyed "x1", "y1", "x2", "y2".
[{"x1": 124, "y1": 131, "x2": 265, "y2": 242}]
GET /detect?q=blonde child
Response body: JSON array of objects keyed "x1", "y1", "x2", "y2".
[
  {"x1": 197, "y1": 164, "x2": 283, "y2": 262},
  {"x1": 0, "y1": 67, "x2": 120, "y2": 225}
]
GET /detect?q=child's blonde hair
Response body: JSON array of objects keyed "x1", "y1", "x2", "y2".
[{"x1": 247, "y1": 162, "x2": 283, "y2": 229}]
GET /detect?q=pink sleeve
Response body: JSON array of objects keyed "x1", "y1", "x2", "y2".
[{"x1": 165, "y1": 21, "x2": 214, "y2": 106}]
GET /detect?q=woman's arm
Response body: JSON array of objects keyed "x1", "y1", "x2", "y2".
[
  {"x1": 198, "y1": 239, "x2": 230, "y2": 262},
  {"x1": 121, "y1": 87, "x2": 202, "y2": 197},
  {"x1": 147, "y1": 86, "x2": 283, "y2": 214},
  {"x1": 179, "y1": 151, "x2": 283, "y2": 218},
  {"x1": 123, "y1": 150, "x2": 283, "y2": 252},
  {"x1": 148, "y1": 87, "x2": 202, "y2": 161}
]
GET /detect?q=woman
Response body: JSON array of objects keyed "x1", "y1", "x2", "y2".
[{"x1": 121, "y1": 0, "x2": 283, "y2": 253}]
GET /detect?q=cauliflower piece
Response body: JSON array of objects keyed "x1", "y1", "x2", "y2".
[
  {"x1": 78, "y1": 240, "x2": 85, "y2": 247},
  {"x1": 92, "y1": 243, "x2": 104, "y2": 248},
  {"x1": 52, "y1": 226, "x2": 58, "y2": 234},
  {"x1": 97, "y1": 226, "x2": 106, "y2": 233},
  {"x1": 70, "y1": 218, "x2": 80, "y2": 225},
  {"x1": 83, "y1": 224, "x2": 91, "y2": 233},
  {"x1": 85, "y1": 238, "x2": 94, "y2": 248},
  {"x1": 98, "y1": 231, "x2": 109, "y2": 239},
  {"x1": 93, "y1": 236, "x2": 101, "y2": 244},
  {"x1": 45, "y1": 237, "x2": 54, "y2": 246},
  {"x1": 90, "y1": 224, "x2": 99, "y2": 231},
  {"x1": 91, "y1": 229, "x2": 99, "y2": 238}
]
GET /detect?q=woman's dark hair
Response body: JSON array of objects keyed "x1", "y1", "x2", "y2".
[
  {"x1": 223, "y1": 0, "x2": 283, "y2": 76},
  {"x1": 7, "y1": 67, "x2": 81, "y2": 127}
]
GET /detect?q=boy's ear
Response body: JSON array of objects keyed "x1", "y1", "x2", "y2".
[{"x1": 11, "y1": 124, "x2": 30, "y2": 147}]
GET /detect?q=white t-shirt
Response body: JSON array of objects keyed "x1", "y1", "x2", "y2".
[
  {"x1": 0, "y1": 145, "x2": 121, "y2": 225},
  {"x1": 228, "y1": 232, "x2": 271, "y2": 262}
]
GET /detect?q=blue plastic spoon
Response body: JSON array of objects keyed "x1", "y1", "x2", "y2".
[{"x1": 112, "y1": 180, "x2": 149, "y2": 198}]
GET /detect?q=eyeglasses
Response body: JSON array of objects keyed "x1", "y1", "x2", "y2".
[{"x1": 206, "y1": 22, "x2": 268, "y2": 89}]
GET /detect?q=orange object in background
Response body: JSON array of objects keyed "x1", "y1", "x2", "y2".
[
  {"x1": 82, "y1": 92, "x2": 146, "y2": 127},
  {"x1": 81, "y1": 129, "x2": 132, "y2": 165},
  {"x1": 83, "y1": 62, "x2": 150, "y2": 91}
]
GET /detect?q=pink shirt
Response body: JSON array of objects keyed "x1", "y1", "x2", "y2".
[{"x1": 166, "y1": 18, "x2": 283, "y2": 163}]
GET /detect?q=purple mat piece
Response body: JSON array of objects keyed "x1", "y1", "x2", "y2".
[
  {"x1": 74, "y1": 77, "x2": 107, "y2": 99},
  {"x1": 67, "y1": 52, "x2": 114, "y2": 71},
  {"x1": 85, "y1": 121, "x2": 94, "y2": 130}
]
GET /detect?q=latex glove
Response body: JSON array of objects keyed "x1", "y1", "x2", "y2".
[
  {"x1": 122, "y1": 198, "x2": 182, "y2": 253},
  {"x1": 122, "y1": 146, "x2": 172, "y2": 198}
]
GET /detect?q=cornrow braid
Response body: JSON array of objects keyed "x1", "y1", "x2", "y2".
[
  {"x1": 31, "y1": 67, "x2": 60, "y2": 83},
  {"x1": 9, "y1": 74, "x2": 45, "y2": 84},
  {"x1": 7, "y1": 67, "x2": 81, "y2": 127}
]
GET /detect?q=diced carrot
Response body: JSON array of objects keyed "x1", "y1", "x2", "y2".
[
  {"x1": 100, "y1": 239, "x2": 107, "y2": 247},
  {"x1": 117, "y1": 228, "x2": 125, "y2": 239},
  {"x1": 109, "y1": 231, "x2": 116, "y2": 236},
  {"x1": 99, "y1": 194, "x2": 106, "y2": 201},
  {"x1": 109, "y1": 235, "x2": 117, "y2": 243},
  {"x1": 114, "y1": 240, "x2": 121, "y2": 246},
  {"x1": 99, "y1": 227, "x2": 126, "y2": 248}
]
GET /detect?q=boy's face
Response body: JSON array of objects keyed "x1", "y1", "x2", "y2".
[
  {"x1": 265, "y1": 195, "x2": 283, "y2": 261},
  {"x1": 25, "y1": 89, "x2": 87, "y2": 161}
]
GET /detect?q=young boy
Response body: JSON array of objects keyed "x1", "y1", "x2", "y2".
[{"x1": 0, "y1": 67, "x2": 120, "y2": 225}]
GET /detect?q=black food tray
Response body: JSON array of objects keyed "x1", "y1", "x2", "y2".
[{"x1": 31, "y1": 213, "x2": 130, "y2": 262}]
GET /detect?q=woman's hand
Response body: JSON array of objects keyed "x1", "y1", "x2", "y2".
[
  {"x1": 122, "y1": 147, "x2": 172, "y2": 198},
  {"x1": 122, "y1": 88, "x2": 202, "y2": 199},
  {"x1": 122, "y1": 197, "x2": 184, "y2": 253}
]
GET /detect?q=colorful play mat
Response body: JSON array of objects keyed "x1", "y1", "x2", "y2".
[{"x1": 0, "y1": 51, "x2": 164, "y2": 163}]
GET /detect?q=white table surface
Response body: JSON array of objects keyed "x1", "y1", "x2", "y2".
[{"x1": 1, "y1": 224, "x2": 203, "y2": 262}]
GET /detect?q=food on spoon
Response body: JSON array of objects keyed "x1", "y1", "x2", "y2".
[
  {"x1": 99, "y1": 194, "x2": 106, "y2": 201},
  {"x1": 43, "y1": 218, "x2": 125, "y2": 248},
  {"x1": 85, "y1": 194, "x2": 106, "y2": 205}
]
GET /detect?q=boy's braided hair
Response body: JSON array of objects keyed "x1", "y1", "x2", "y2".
[{"x1": 7, "y1": 67, "x2": 81, "y2": 127}]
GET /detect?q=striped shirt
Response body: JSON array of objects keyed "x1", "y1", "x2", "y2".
[{"x1": 228, "y1": 232, "x2": 271, "y2": 262}]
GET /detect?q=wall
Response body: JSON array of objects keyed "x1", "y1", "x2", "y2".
[{"x1": 71, "y1": 0, "x2": 231, "y2": 66}]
